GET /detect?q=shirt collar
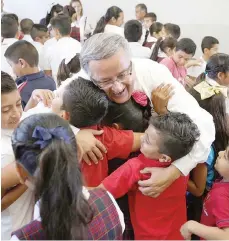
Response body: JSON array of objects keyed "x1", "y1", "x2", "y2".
[{"x1": 16, "y1": 71, "x2": 45, "y2": 85}]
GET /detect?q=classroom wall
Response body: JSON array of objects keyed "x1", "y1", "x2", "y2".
[{"x1": 4, "y1": 0, "x2": 229, "y2": 57}]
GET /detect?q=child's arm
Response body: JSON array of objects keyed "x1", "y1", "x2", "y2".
[
  {"x1": 180, "y1": 220, "x2": 229, "y2": 240},
  {"x1": 187, "y1": 163, "x2": 207, "y2": 197},
  {"x1": 1, "y1": 184, "x2": 28, "y2": 211}
]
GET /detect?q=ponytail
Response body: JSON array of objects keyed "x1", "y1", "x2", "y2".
[
  {"x1": 93, "y1": 16, "x2": 106, "y2": 34},
  {"x1": 37, "y1": 140, "x2": 93, "y2": 239},
  {"x1": 150, "y1": 37, "x2": 163, "y2": 61},
  {"x1": 196, "y1": 72, "x2": 207, "y2": 84}
]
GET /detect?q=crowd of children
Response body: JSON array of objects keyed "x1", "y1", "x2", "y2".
[{"x1": 1, "y1": 0, "x2": 229, "y2": 240}]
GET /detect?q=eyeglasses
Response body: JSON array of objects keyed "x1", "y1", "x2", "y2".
[{"x1": 91, "y1": 61, "x2": 132, "y2": 90}]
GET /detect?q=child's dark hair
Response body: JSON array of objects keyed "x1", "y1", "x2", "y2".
[
  {"x1": 1, "y1": 71, "x2": 17, "y2": 94},
  {"x1": 151, "y1": 37, "x2": 177, "y2": 61},
  {"x1": 144, "y1": 12, "x2": 157, "y2": 22},
  {"x1": 103, "y1": 97, "x2": 151, "y2": 132},
  {"x1": 197, "y1": 53, "x2": 229, "y2": 83},
  {"x1": 136, "y1": 3, "x2": 147, "y2": 13},
  {"x1": 45, "y1": 4, "x2": 63, "y2": 26},
  {"x1": 31, "y1": 24, "x2": 48, "y2": 41},
  {"x1": 11, "y1": 113, "x2": 93, "y2": 239},
  {"x1": 176, "y1": 38, "x2": 196, "y2": 56},
  {"x1": 93, "y1": 6, "x2": 123, "y2": 34},
  {"x1": 201, "y1": 36, "x2": 219, "y2": 53},
  {"x1": 124, "y1": 20, "x2": 142, "y2": 42},
  {"x1": 5, "y1": 13, "x2": 19, "y2": 25},
  {"x1": 1, "y1": 14, "x2": 18, "y2": 38},
  {"x1": 164, "y1": 23, "x2": 181, "y2": 39},
  {"x1": 62, "y1": 78, "x2": 108, "y2": 128},
  {"x1": 20, "y1": 18, "x2": 34, "y2": 34},
  {"x1": 149, "y1": 22, "x2": 163, "y2": 37},
  {"x1": 63, "y1": 5, "x2": 76, "y2": 18},
  {"x1": 150, "y1": 112, "x2": 200, "y2": 161},
  {"x1": 4, "y1": 40, "x2": 38, "y2": 67},
  {"x1": 57, "y1": 54, "x2": 81, "y2": 86},
  {"x1": 50, "y1": 14, "x2": 71, "y2": 36}
]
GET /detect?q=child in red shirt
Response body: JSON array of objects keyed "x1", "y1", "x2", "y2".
[
  {"x1": 99, "y1": 112, "x2": 200, "y2": 240},
  {"x1": 180, "y1": 146, "x2": 229, "y2": 240},
  {"x1": 61, "y1": 78, "x2": 142, "y2": 186}
]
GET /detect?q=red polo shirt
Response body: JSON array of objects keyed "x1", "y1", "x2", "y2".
[
  {"x1": 201, "y1": 180, "x2": 229, "y2": 229},
  {"x1": 81, "y1": 126, "x2": 134, "y2": 187},
  {"x1": 102, "y1": 154, "x2": 188, "y2": 240}
]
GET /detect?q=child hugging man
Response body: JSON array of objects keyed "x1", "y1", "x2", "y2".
[{"x1": 98, "y1": 112, "x2": 200, "y2": 240}]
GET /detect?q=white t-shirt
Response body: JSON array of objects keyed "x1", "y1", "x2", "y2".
[
  {"x1": 104, "y1": 24, "x2": 124, "y2": 37},
  {"x1": 128, "y1": 42, "x2": 151, "y2": 59},
  {"x1": 1, "y1": 38, "x2": 18, "y2": 78},
  {"x1": 22, "y1": 35, "x2": 33, "y2": 43},
  {"x1": 187, "y1": 56, "x2": 207, "y2": 78},
  {"x1": 43, "y1": 37, "x2": 81, "y2": 82},
  {"x1": 132, "y1": 58, "x2": 215, "y2": 176},
  {"x1": 30, "y1": 41, "x2": 45, "y2": 69},
  {"x1": 11, "y1": 187, "x2": 125, "y2": 240},
  {"x1": 1, "y1": 129, "x2": 34, "y2": 240}
]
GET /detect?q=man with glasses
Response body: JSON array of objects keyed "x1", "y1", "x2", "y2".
[{"x1": 80, "y1": 32, "x2": 215, "y2": 197}]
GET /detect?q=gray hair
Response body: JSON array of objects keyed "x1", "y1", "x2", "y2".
[{"x1": 80, "y1": 33, "x2": 131, "y2": 74}]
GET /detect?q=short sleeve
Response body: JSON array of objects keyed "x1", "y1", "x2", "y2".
[
  {"x1": 102, "y1": 159, "x2": 140, "y2": 199},
  {"x1": 213, "y1": 190, "x2": 229, "y2": 228},
  {"x1": 103, "y1": 127, "x2": 134, "y2": 160}
]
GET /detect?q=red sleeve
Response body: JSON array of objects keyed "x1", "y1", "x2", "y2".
[
  {"x1": 102, "y1": 126, "x2": 134, "y2": 160},
  {"x1": 213, "y1": 189, "x2": 229, "y2": 228},
  {"x1": 102, "y1": 158, "x2": 141, "y2": 199}
]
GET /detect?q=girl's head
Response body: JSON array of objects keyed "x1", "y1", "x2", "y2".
[
  {"x1": 149, "y1": 22, "x2": 164, "y2": 39},
  {"x1": 215, "y1": 146, "x2": 229, "y2": 179},
  {"x1": 197, "y1": 53, "x2": 229, "y2": 87},
  {"x1": 63, "y1": 5, "x2": 76, "y2": 19},
  {"x1": 57, "y1": 53, "x2": 81, "y2": 86},
  {"x1": 12, "y1": 113, "x2": 92, "y2": 239},
  {"x1": 70, "y1": 0, "x2": 83, "y2": 16},
  {"x1": 93, "y1": 6, "x2": 124, "y2": 34},
  {"x1": 151, "y1": 37, "x2": 177, "y2": 61},
  {"x1": 45, "y1": 4, "x2": 63, "y2": 26},
  {"x1": 102, "y1": 96, "x2": 151, "y2": 132},
  {"x1": 189, "y1": 80, "x2": 229, "y2": 155}
]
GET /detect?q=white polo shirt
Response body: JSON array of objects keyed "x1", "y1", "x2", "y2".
[
  {"x1": 22, "y1": 35, "x2": 33, "y2": 43},
  {"x1": 43, "y1": 36, "x2": 81, "y2": 82},
  {"x1": 104, "y1": 24, "x2": 124, "y2": 37},
  {"x1": 128, "y1": 42, "x2": 151, "y2": 59}
]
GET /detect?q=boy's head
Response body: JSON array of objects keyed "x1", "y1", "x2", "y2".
[
  {"x1": 1, "y1": 14, "x2": 18, "y2": 38},
  {"x1": 62, "y1": 78, "x2": 109, "y2": 128},
  {"x1": 31, "y1": 24, "x2": 49, "y2": 45},
  {"x1": 173, "y1": 38, "x2": 197, "y2": 67},
  {"x1": 135, "y1": 3, "x2": 147, "y2": 21},
  {"x1": 50, "y1": 14, "x2": 71, "y2": 40},
  {"x1": 215, "y1": 147, "x2": 229, "y2": 179},
  {"x1": 143, "y1": 12, "x2": 157, "y2": 30},
  {"x1": 141, "y1": 112, "x2": 200, "y2": 162},
  {"x1": 149, "y1": 22, "x2": 164, "y2": 39},
  {"x1": 20, "y1": 18, "x2": 34, "y2": 35},
  {"x1": 201, "y1": 36, "x2": 219, "y2": 60},
  {"x1": 4, "y1": 40, "x2": 39, "y2": 78},
  {"x1": 124, "y1": 20, "x2": 142, "y2": 42},
  {"x1": 163, "y1": 23, "x2": 181, "y2": 40},
  {"x1": 1, "y1": 71, "x2": 22, "y2": 129}
]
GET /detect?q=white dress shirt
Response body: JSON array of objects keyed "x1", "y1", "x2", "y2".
[
  {"x1": 1, "y1": 38, "x2": 18, "y2": 78},
  {"x1": 22, "y1": 35, "x2": 33, "y2": 43},
  {"x1": 128, "y1": 42, "x2": 151, "y2": 59},
  {"x1": 104, "y1": 24, "x2": 124, "y2": 37},
  {"x1": 11, "y1": 187, "x2": 124, "y2": 240},
  {"x1": 1, "y1": 129, "x2": 34, "y2": 240},
  {"x1": 132, "y1": 58, "x2": 215, "y2": 175},
  {"x1": 43, "y1": 36, "x2": 81, "y2": 82},
  {"x1": 187, "y1": 56, "x2": 206, "y2": 78}
]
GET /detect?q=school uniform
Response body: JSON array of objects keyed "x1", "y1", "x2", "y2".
[
  {"x1": 1, "y1": 129, "x2": 35, "y2": 240},
  {"x1": 81, "y1": 126, "x2": 134, "y2": 187},
  {"x1": 1, "y1": 38, "x2": 18, "y2": 78},
  {"x1": 30, "y1": 41, "x2": 45, "y2": 69},
  {"x1": 22, "y1": 35, "x2": 33, "y2": 43},
  {"x1": 144, "y1": 35, "x2": 157, "y2": 50},
  {"x1": 187, "y1": 56, "x2": 206, "y2": 78},
  {"x1": 43, "y1": 36, "x2": 81, "y2": 82},
  {"x1": 11, "y1": 188, "x2": 125, "y2": 240},
  {"x1": 128, "y1": 42, "x2": 151, "y2": 59},
  {"x1": 160, "y1": 57, "x2": 187, "y2": 85},
  {"x1": 104, "y1": 24, "x2": 124, "y2": 37},
  {"x1": 131, "y1": 58, "x2": 215, "y2": 176},
  {"x1": 16, "y1": 71, "x2": 56, "y2": 109},
  {"x1": 103, "y1": 154, "x2": 188, "y2": 239}
]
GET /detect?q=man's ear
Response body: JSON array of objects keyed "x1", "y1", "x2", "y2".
[
  {"x1": 15, "y1": 163, "x2": 28, "y2": 184},
  {"x1": 18, "y1": 58, "x2": 27, "y2": 68}
]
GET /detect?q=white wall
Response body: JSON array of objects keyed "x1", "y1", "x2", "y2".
[{"x1": 4, "y1": 0, "x2": 229, "y2": 56}]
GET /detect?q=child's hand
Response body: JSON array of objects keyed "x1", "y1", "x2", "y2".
[
  {"x1": 180, "y1": 221, "x2": 195, "y2": 240},
  {"x1": 32, "y1": 89, "x2": 54, "y2": 107}
]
